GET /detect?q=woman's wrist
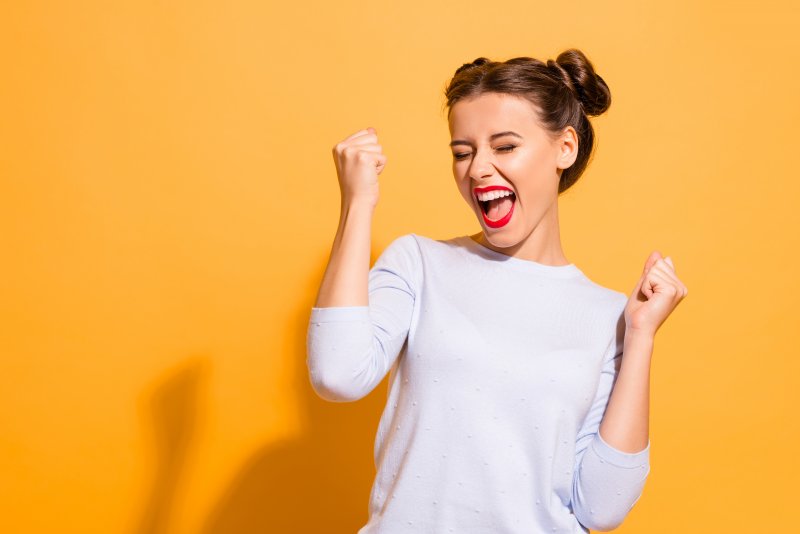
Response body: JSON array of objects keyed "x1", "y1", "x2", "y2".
[{"x1": 623, "y1": 329, "x2": 655, "y2": 359}]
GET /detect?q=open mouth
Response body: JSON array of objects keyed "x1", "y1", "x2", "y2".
[
  {"x1": 478, "y1": 192, "x2": 516, "y2": 219},
  {"x1": 475, "y1": 188, "x2": 516, "y2": 228}
]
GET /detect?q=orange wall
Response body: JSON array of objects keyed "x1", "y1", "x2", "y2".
[{"x1": 2, "y1": 1, "x2": 798, "y2": 532}]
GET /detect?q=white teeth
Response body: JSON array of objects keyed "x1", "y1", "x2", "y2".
[{"x1": 476, "y1": 190, "x2": 513, "y2": 202}]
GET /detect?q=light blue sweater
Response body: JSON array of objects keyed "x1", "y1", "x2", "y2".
[{"x1": 307, "y1": 233, "x2": 650, "y2": 533}]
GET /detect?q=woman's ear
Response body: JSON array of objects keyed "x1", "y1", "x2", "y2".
[{"x1": 556, "y1": 126, "x2": 579, "y2": 170}]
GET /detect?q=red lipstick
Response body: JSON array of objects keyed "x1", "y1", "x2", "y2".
[{"x1": 473, "y1": 185, "x2": 516, "y2": 229}]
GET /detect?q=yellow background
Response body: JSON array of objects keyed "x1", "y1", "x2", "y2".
[{"x1": 2, "y1": 1, "x2": 798, "y2": 532}]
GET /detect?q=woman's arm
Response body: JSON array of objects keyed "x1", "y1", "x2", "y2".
[
  {"x1": 307, "y1": 234, "x2": 420, "y2": 402},
  {"x1": 314, "y1": 126, "x2": 385, "y2": 308},
  {"x1": 307, "y1": 127, "x2": 420, "y2": 402},
  {"x1": 571, "y1": 252, "x2": 687, "y2": 529},
  {"x1": 600, "y1": 251, "x2": 687, "y2": 451},
  {"x1": 313, "y1": 199, "x2": 374, "y2": 308},
  {"x1": 570, "y1": 313, "x2": 650, "y2": 532},
  {"x1": 597, "y1": 331, "x2": 653, "y2": 452}
]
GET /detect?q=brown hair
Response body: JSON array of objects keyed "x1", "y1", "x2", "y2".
[{"x1": 442, "y1": 48, "x2": 611, "y2": 193}]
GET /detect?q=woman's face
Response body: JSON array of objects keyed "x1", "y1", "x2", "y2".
[{"x1": 448, "y1": 92, "x2": 578, "y2": 253}]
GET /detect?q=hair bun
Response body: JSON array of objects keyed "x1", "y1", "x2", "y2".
[{"x1": 548, "y1": 49, "x2": 611, "y2": 116}]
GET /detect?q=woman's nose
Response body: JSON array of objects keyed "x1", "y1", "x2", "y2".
[{"x1": 469, "y1": 149, "x2": 494, "y2": 181}]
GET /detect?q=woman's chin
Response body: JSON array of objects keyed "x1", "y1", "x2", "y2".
[{"x1": 478, "y1": 229, "x2": 519, "y2": 250}]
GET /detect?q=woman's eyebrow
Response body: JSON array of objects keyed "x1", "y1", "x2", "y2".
[{"x1": 449, "y1": 131, "x2": 523, "y2": 147}]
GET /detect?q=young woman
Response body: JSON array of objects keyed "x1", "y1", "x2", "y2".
[{"x1": 307, "y1": 48, "x2": 687, "y2": 533}]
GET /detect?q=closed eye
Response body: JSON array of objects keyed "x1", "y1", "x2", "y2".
[{"x1": 452, "y1": 145, "x2": 517, "y2": 161}]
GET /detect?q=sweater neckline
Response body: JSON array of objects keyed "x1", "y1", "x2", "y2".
[{"x1": 459, "y1": 235, "x2": 583, "y2": 279}]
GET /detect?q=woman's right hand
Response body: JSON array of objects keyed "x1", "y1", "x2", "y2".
[{"x1": 331, "y1": 127, "x2": 386, "y2": 209}]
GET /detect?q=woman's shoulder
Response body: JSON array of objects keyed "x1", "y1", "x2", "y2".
[
  {"x1": 574, "y1": 274, "x2": 628, "y2": 312},
  {"x1": 387, "y1": 232, "x2": 466, "y2": 255},
  {"x1": 375, "y1": 233, "x2": 470, "y2": 276}
]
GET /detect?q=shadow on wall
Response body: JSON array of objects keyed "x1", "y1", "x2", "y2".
[
  {"x1": 132, "y1": 247, "x2": 390, "y2": 533},
  {"x1": 198, "y1": 301, "x2": 388, "y2": 533},
  {"x1": 133, "y1": 356, "x2": 211, "y2": 534}
]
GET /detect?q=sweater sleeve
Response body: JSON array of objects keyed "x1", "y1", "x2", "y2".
[
  {"x1": 306, "y1": 234, "x2": 422, "y2": 402},
  {"x1": 570, "y1": 304, "x2": 651, "y2": 532}
]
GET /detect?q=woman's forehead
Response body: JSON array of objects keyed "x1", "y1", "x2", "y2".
[{"x1": 448, "y1": 94, "x2": 544, "y2": 138}]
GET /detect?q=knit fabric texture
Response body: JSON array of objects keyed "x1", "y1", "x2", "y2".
[{"x1": 307, "y1": 233, "x2": 650, "y2": 533}]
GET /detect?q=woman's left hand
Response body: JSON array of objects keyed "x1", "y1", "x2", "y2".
[{"x1": 624, "y1": 251, "x2": 688, "y2": 338}]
